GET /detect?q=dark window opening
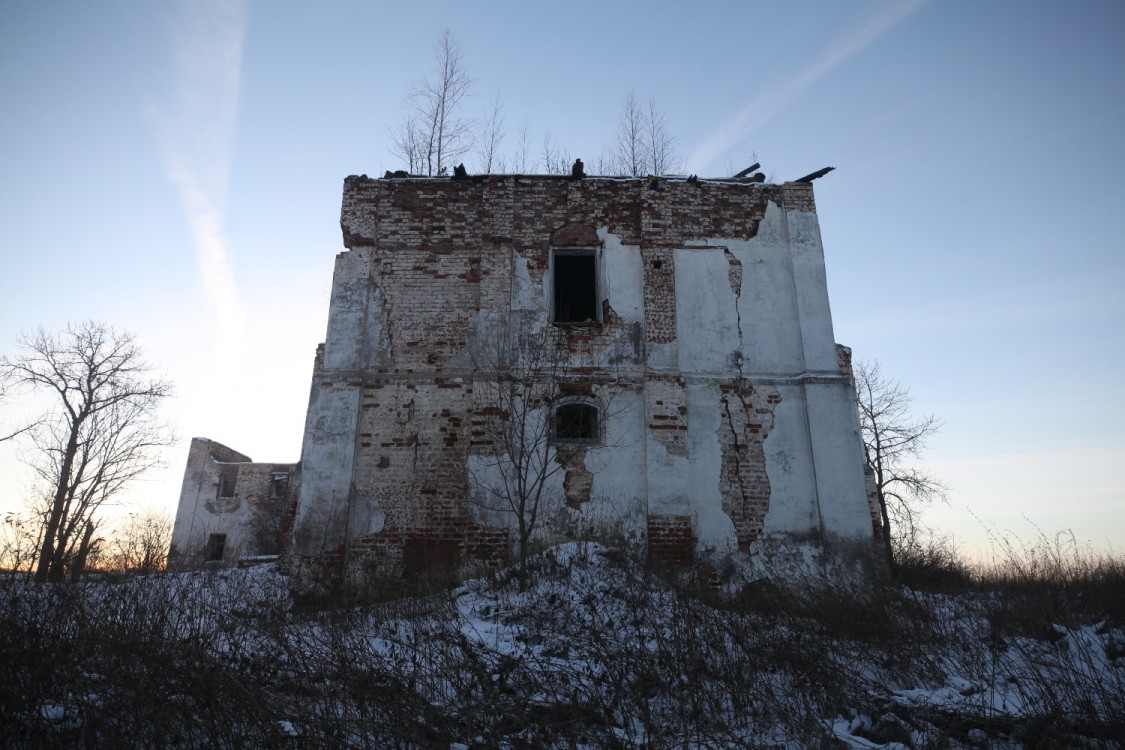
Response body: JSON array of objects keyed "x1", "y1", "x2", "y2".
[
  {"x1": 553, "y1": 253, "x2": 598, "y2": 324},
  {"x1": 206, "y1": 533, "x2": 227, "y2": 562},
  {"x1": 555, "y1": 403, "x2": 599, "y2": 442},
  {"x1": 271, "y1": 473, "x2": 289, "y2": 499},
  {"x1": 218, "y1": 467, "x2": 237, "y2": 498}
]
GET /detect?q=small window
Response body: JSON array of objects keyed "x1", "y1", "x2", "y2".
[
  {"x1": 217, "y1": 466, "x2": 237, "y2": 498},
  {"x1": 270, "y1": 472, "x2": 290, "y2": 499},
  {"x1": 206, "y1": 533, "x2": 227, "y2": 562},
  {"x1": 554, "y1": 402, "x2": 599, "y2": 442},
  {"x1": 553, "y1": 250, "x2": 599, "y2": 324}
]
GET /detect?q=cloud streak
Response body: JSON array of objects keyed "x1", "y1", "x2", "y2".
[
  {"x1": 685, "y1": 0, "x2": 926, "y2": 174},
  {"x1": 150, "y1": 0, "x2": 248, "y2": 340}
]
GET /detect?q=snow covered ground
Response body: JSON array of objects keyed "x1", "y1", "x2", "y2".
[{"x1": 2, "y1": 542, "x2": 1122, "y2": 748}]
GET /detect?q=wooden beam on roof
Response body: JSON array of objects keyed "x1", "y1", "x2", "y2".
[{"x1": 795, "y1": 166, "x2": 835, "y2": 183}]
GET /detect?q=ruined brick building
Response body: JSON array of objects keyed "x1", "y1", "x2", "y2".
[{"x1": 171, "y1": 171, "x2": 879, "y2": 588}]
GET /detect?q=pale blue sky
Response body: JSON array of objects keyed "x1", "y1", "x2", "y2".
[{"x1": 2, "y1": 0, "x2": 1122, "y2": 556}]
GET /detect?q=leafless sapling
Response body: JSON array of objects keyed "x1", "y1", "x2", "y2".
[
  {"x1": 607, "y1": 93, "x2": 678, "y2": 177},
  {"x1": 475, "y1": 89, "x2": 505, "y2": 173},
  {"x1": 468, "y1": 321, "x2": 619, "y2": 568}
]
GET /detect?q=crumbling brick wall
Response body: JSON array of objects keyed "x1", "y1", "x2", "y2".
[
  {"x1": 647, "y1": 514, "x2": 694, "y2": 565},
  {"x1": 717, "y1": 384, "x2": 781, "y2": 551},
  {"x1": 171, "y1": 438, "x2": 295, "y2": 566},
  {"x1": 285, "y1": 174, "x2": 870, "y2": 589}
]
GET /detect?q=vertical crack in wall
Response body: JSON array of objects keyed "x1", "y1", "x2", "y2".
[
  {"x1": 718, "y1": 244, "x2": 781, "y2": 550},
  {"x1": 721, "y1": 388, "x2": 752, "y2": 551},
  {"x1": 724, "y1": 248, "x2": 745, "y2": 369},
  {"x1": 718, "y1": 383, "x2": 779, "y2": 552},
  {"x1": 721, "y1": 246, "x2": 758, "y2": 551}
]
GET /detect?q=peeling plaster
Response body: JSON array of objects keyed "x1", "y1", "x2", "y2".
[{"x1": 271, "y1": 177, "x2": 874, "y2": 588}]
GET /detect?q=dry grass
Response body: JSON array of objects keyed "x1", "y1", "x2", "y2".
[{"x1": 1, "y1": 531, "x2": 1122, "y2": 748}]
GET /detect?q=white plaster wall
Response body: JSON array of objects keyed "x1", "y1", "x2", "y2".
[
  {"x1": 292, "y1": 385, "x2": 362, "y2": 555},
  {"x1": 511, "y1": 248, "x2": 541, "y2": 313},
  {"x1": 467, "y1": 388, "x2": 649, "y2": 543},
  {"x1": 662, "y1": 200, "x2": 871, "y2": 547},
  {"x1": 583, "y1": 388, "x2": 648, "y2": 536},
  {"x1": 348, "y1": 494, "x2": 386, "y2": 539},
  {"x1": 686, "y1": 382, "x2": 740, "y2": 552},
  {"x1": 170, "y1": 440, "x2": 209, "y2": 556},
  {"x1": 760, "y1": 385, "x2": 821, "y2": 535},
  {"x1": 645, "y1": 433, "x2": 690, "y2": 516},
  {"x1": 785, "y1": 210, "x2": 839, "y2": 373},
  {"x1": 170, "y1": 441, "x2": 255, "y2": 563},
  {"x1": 674, "y1": 250, "x2": 741, "y2": 373},
  {"x1": 804, "y1": 382, "x2": 873, "y2": 538},
  {"x1": 733, "y1": 204, "x2": 807, "y2": 374},
  {"x1": 600, "y1": 231, "x2": 644, "y2": 325},
  {"x1": 323, "y1": 248, "x2": 391, "y2": 370},
  {"x1": 464, "y1": 403, "x2": 565, "y2": 533},
  {"x1": 664, "y1": 204, "x2": 841, "y2": 379}
]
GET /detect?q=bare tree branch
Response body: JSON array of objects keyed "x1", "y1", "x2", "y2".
[
  {"x1": 0, "y1": 321, "x2": 174, "y2": 582},
  {"x1": 391, "y1": 114, "x2": 426, "y2": 175},
  {"x1": 605, "y1": 93, "x2": 678, "y2": 177},
  {"x1": 476, "y1": 89, "x2": 505, "y2": 174},
  {"x1": 854, "y1": 359, "x2": 947, "y2": 570},
  {"x1": 613, "y1": 92, "x2": 645, "y2": 177},
  {"x1": 391, "y1": 29, "x2": 474, "y2": 176},
  {"x1": 512, "y1": 119, "x2": 532, "y2": 173},
  {"x1": 539, "y1": 132, "x2": 572, "y2": 175},
  {"x1": 645, "y1": 96, "x2": 677, "y2": 175},
  {"x1": 468, "y1": 320, "x2": 622, "y2": 570}
]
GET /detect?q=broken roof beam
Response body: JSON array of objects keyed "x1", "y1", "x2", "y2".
[
  {"x1": 731, "y1": 163, "x2": 761, "y2": 179},
  {"x1": 795, "y1": 166, "x2": 835, "y2": 183}
]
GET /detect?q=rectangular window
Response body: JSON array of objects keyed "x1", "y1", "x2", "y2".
[
  {"x1": 217, "y1": 466, "x2": 237, "y2": 498},
  {"x1": 554, "y1": 402, "x2": 600, "y2": 443},
  {"x1": 553, "y1": 249, "x2": 599, "y2": 324},
  {"x1": 270, "y1": 472, "x2": 290, "y2": 499},
  {"x1": 206, "y1": 533, "x2": 227, "y2": 562}
]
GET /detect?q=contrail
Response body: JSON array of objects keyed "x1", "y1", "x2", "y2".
[
  {"x1": 149, "y1": 0, "x2": 248, "y2": 338},
  {"x1": 685, "y1": 0, "x2": 926, "y2": 175}
]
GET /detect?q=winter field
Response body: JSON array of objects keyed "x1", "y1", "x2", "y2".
[{"x1": 2, "y1": 537, "x2": 1123, "y2": 749}]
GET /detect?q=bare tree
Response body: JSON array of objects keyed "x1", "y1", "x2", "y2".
[
  {"x1": 391, "y1": 29, "x2": 474, "y2": 176},
  {"x1": 607, "y1": 93, "x2": 677, "y2": 176},
  {"x1": 854, "y1": 359, "x2": 947, "y2": 569},
  {"x1": 1, "y1": 511, "x2": 40, "y2": 573},
  {"x1": 645, "y1": 97, "x2": 677, "y2": 175},
  {"x1": 513, "y1": 119, "x2": 532, "y2": 173},
  {"x1": 476, "y1": 90, "x2": 505, "y2": 173},
  {"x1": 391, "y1": 114, "x2": 427, "y2": 175},
  {"x1": 0, "y1": 322, "x2": 173, "y2": 582},
  {"x1": 0, "y1": 380, "x2": 39, "y2": 443},
  {"x1": 105, "y1": 509, "x2": 173, "y2": 574},
  {"x1": 468, "y1": 324, "x2": 618, "y2": 568},
  {"x1": 539, "y1": 132, "x2": 572, "y2": 175},
  {"x1": 613, "y1": 92, "x2": 646, "y2": 177}
]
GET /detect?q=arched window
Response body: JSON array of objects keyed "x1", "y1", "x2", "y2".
[{"x1": 554, "y1": 402, "x2": 599, "y2": 442}]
